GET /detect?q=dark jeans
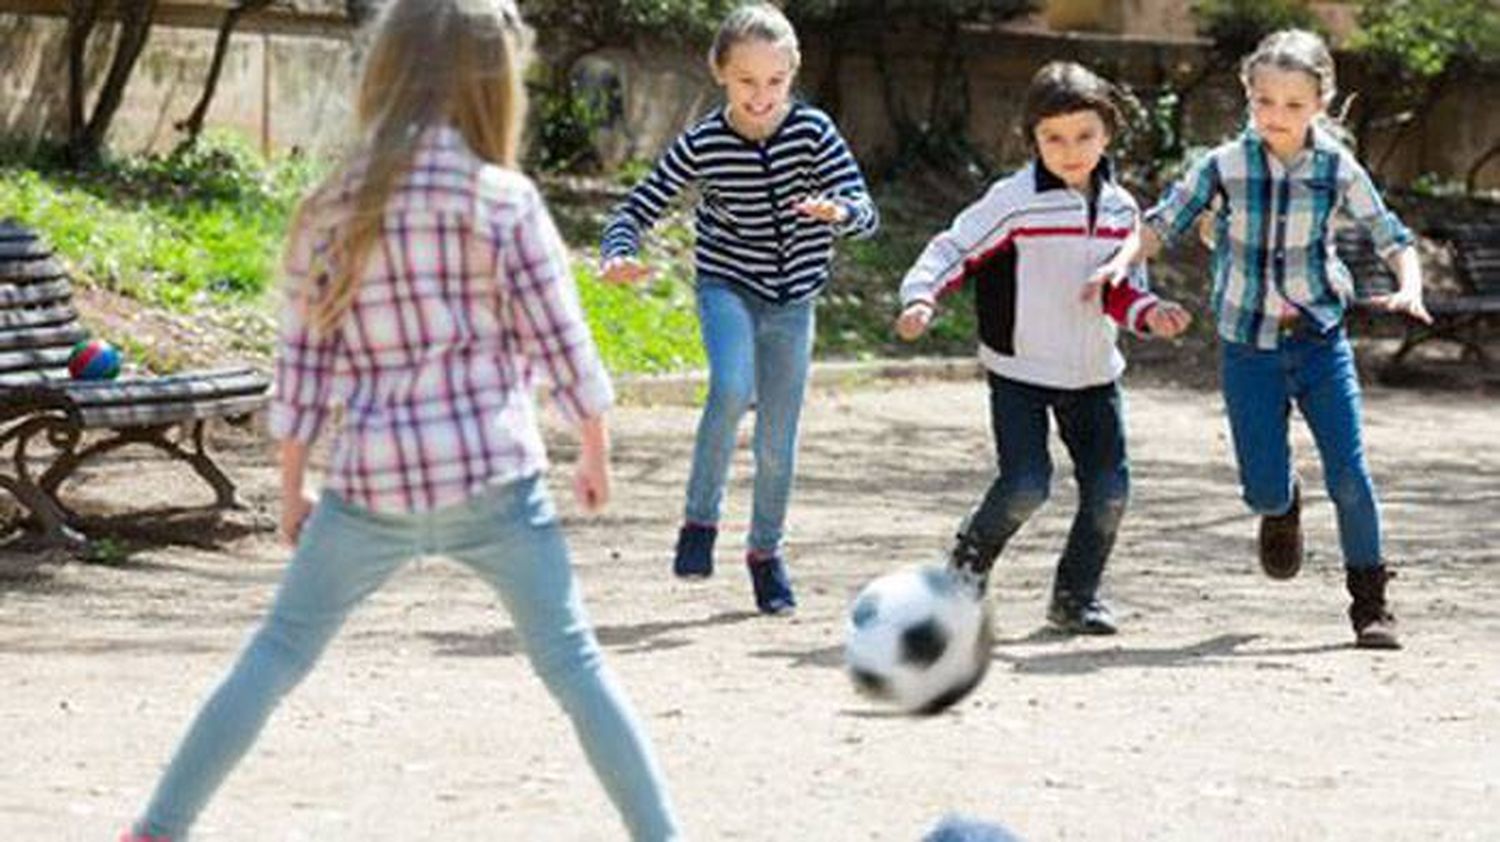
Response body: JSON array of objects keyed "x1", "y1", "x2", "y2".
[
  {"x1": 963, "y1": 373, "x2": 1130, "y2": 603},
  {"x1": 1220, "y1": 325, "x2": 1381, "y2": 569}
]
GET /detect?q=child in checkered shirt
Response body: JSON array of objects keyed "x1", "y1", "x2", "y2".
[
  {"x1": 120, "y1": 2, "x2": 680, "y2": 840},
  {"x1": 1140, "y1": 29, "x2": 1430, "y2": 649}
]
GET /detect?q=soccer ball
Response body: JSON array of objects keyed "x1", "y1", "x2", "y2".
[{"x1": 845, "y1": 565, "x2": 994, "y2": 715}]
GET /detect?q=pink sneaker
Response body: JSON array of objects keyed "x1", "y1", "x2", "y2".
[{"x1": 119, "y1": 831, "x2": 172, "y2": 842}]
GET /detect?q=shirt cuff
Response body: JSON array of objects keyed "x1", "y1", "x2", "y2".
[
  {"x1": 268, "y1": 402, "x2": 327, "y2": 444},
  {"x1": 551, "y1": 371, "x2": 615, "y2": 426}
]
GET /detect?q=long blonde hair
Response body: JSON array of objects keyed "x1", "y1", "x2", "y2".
[{"x1": 290, "y1": 0, "x2": 532, "y2": 337}]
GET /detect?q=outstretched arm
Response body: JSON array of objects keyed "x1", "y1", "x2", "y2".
[{"x1": 600, "y1": 133, "x2": 699, "y2": 284}]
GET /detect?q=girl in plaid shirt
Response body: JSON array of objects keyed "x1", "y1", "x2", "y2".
[
  {"x1": 122, "y1": 2, "x2": 680, "y2": 840},
  {"x1": 1141, "y1": 30, "x2": 1431, "y2": 650}
]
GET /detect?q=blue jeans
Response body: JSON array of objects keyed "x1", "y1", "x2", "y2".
[
  {"x1": 683, "y1": 278, "x2": 815, "y2": 554},
  {"x1": 965, "y1": 374, "x2": 1130, "y2": 603},
  {"x1": 1220, "y1": 325, "x2": 1382, "y2": 569},
  {"x1": 135, "y1": 475, "x2": 680, "y2": 841}
]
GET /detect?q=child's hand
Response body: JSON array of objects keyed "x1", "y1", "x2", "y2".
[
  {"x1": 1144, "y1": 301, "x2": 1192, "y2": 339},
  {"x1": 1080, "y1": 261, "x2": 1129, "y2": 302},
  {"x1": 600, "y1": 256, "x2": 653, "y2": 285},
  {"x1": 573, "y1": 415, "x2": 611, "y2": 514},
  {"x1": 1369, "y1": 288, "x2": 1433, "y2": 325},
  {"x1": 895, "y1": 302, "x2": 934, "y2": 341},
  {"x1": 573, "y1": 452, "x2": 610, "y2": 514},
  {"x1": 280, "y1": 488, "x2": 317, "y2": 547},
  {"x1": 792, "y1": 195, "x2": 849, "y2": 225}
]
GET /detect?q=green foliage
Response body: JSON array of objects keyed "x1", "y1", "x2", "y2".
[
  {"x1": 577, "y1": 262, "x2": 706, "y2": 374},
  {"x1": 1349, "y1": 0, "x2": 1500, "y2": 80},
  {"x1": 520, "y1": 0, "x2": 740, "y2": 48},
  {"x1": 530, "y1": 85, "x2": 611, "y2": 173},
  {"x1": 786, "y1": 0, "x2": 1036, "y2": 21},
  {"x1": 0, "y1": 133, "x2": 319, "y2": 308},
  {"x1": 1192, "y1": 0, "x2": 1321, "y2": 59}
]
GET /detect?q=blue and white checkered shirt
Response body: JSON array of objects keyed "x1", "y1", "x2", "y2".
[{"x1": 1145, "y1": 127, "x2": 1414, "y2": 349}]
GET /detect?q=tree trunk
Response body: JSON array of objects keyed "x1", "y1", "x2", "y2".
[
  {"x1": 65, "y1": 0, "x2": 104, "y2": 155},
  {"x1": 67, "y1": 0, "x2": 159, "y2": 165},
  {"x1": 176, "y1": 0, "x2": 271, "y2": 150}
]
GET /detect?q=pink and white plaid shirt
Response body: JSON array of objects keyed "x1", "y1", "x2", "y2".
[{"x1": 269, "y1": 126, "x2": 613, "y2": 514}]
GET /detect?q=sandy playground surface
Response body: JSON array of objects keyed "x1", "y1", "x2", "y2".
[{"x1": 1, "y1": 370, "x2": 1497, "y2": 841}]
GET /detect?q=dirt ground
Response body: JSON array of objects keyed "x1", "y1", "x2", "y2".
[{"x1": 1, "y1": 364, "x2": 1498, "y2": 841}]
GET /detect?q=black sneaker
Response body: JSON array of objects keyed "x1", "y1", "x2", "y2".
[
  {"x1": 747, "y1": 553, "x2": 796, "y2": 615},
  {"x1": 672, "y1": 523, "x2": 717, "y2": 578},
  {"x1": 1047, "y1": 596, "x2": 1118, "y2": 635},
  {"x1": 1259, "y1": 481, "x2": 1304, "y2": 580}
]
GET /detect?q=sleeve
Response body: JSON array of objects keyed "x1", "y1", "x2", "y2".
[
  {"x1": 600, "y1": 132, "x2": 699, "y2": 260},
  {"x1": 814, "y1": 120, "x2": 879, "y2": 239},
  {"x1": 899, "y1": 181, "x2": 1013, "y2": 307},
  {"x1": 1337, "y1": 151, "x2": 1415, "y2": 257},
  {"x1": 501, "y1": 182, "x2": 615, "y2": 425},
  {"x1": 267, "y1": 227, "x2": 339, "y2": 444},
  {"x1": 1144, "y1": 152, "x2": 1223, "y2": 248},
  {"x1": 1100, "y1": 263, "x2": 1161, "y2": 335}
]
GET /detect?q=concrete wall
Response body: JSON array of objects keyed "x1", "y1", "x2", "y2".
[
  {"x1": 0, "y1": 6, "x2": 1495, "y2": 191},
  {"x1": 0, "y1": 10, "x2": 357, "y2": 157},
  {"x1": 580, "y1": 22, "x2": 1499, "y2": 192}
]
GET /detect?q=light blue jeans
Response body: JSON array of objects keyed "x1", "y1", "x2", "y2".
[
  {"x1": 134, "y1": 475, "x2": 680, "y2": 841},
  {"x1": 684, "y1": 277, "x2": 816, "y2": 554},
  {"x1": 1220, "y1": 325, "x2": 1382, "y2": 569}
]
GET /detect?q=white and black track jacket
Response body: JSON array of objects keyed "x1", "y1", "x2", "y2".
[{"x1": 900, "y1": 160, "x2": 1160, "y2": 390}]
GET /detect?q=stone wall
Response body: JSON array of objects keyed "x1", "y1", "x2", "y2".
[
  {"x1": 0, "y1": 8, "x2": 1495, "y2": 191},
  {"x1": 0, "y1": 9, "x2": 357, "y2": 157}
]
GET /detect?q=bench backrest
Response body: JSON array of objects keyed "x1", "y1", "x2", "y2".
[
  {"x1": 1333, "y1": 227, "x2": 1398, "y2": 301},
  {"x1": 0, "y1": 223, "x2": 87, "y2": 387},
  {"x1": 1440, "y1": 224, "x2": 1500, "y2": 297}
]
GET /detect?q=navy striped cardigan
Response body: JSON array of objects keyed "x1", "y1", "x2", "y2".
[{"x1": 602, "y1": 103, "x2": 878, "y2": 303}]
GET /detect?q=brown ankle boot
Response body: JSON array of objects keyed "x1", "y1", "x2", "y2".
[
  {"x1": 1347, "y1": 567, "x2": 1400, "y2": 649},
  {"x1": 1259, "y1": 481, "x2": 1303, "y2": 580}
]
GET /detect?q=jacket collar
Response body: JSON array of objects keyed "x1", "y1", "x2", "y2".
[{"x1": 1033, "y1": 155, "x2": 1114, "y2": 193}]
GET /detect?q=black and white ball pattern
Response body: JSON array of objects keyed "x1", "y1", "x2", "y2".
[{"x1": 845, "y1": 566, "x2": 993, "y2": 714}]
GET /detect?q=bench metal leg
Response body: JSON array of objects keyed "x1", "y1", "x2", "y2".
[
  {"x1": 39, "y1": 420, "x2": 240, "y2": 509},
  {"x1": 0, "y1": 409, "x2": 89, "y2": 549}
]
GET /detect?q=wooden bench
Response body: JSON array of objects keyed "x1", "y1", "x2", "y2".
[
  {"x1": 1429, "y1": 223, "x2": 1500, "y2": 365},
  {"x1": 0, "y1": 219, "x2": 271, "y2": 547},
  {"x1": 1336, "y1": 225, "x2": 1500, "y2": 367}
]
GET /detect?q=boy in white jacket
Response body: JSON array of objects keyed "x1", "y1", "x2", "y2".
[{"x1": 897, "y1": 62, "x2": 1190, "y2": 634}]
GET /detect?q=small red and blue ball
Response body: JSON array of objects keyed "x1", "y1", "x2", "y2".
[{"x1": 68, "y1": 339, "x2": 123, "y2": 380}]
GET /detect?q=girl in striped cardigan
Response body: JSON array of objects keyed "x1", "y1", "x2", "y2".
[{"x1": 601, "y1": 3, "x2": 878, "y2": 615}]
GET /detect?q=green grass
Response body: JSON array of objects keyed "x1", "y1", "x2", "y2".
[
  {"x1": 1, "y1": 137, "x2": 314, "y2": 310},
  {"x1": 1, "y1": 139, "x2": 974, "y2": 376}
]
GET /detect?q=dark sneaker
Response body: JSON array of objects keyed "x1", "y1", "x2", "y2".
[
  {"x1": 1347, "y1": 567, "x2": 1401, "y2": 650},
  {"x1": 672, "y1": 523, "x2": 717, "y2": 578},
  {"x1": 1047, "y1": 596, "x2": 1118, "y2": 635},
  {"x1": 1259, "y1": 481, "x2": 1304, "y2": 580},
  {"x1": 747, "y1": 553, "x2": 796, "y2": 615},
  {"x1": 948, "y1": 532, "x2": 1000, "y2": 597}
]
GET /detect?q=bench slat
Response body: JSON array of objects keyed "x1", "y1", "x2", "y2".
[
  {"x1": 0, "y1": 240, "x2": 53, "y2": 260},
  {"x1": 59, "y1": 367, "x2": 270, "y2": 408},
  {"x1": 77, "y1": 392, "x2": 268, "y2": 428},
  {"x1": 0, "y1": 323, "x2": 89, "y2": 353},
  {"x1": 0, "y1": 279, "x2": 73, "y2": 308},
  {"x1": 0, "y1": 220, "x2": 37, "y2": 242},
  {"x1": 0, "y1": 257, "x2": 67, "y2": 283},
  {"x1": 1427, "y1": 296, "x2": 1500, "y2": 315},
  {"x1": 0, "y1": 367, "x2": 71, "y2": 386},
  {"x1": 0, "y1": 345, "x2": 74, "y2": 374},
  {"x1": 0, "y1": 304, "x2": 78, "y2": 329}
]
